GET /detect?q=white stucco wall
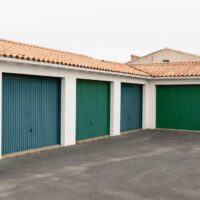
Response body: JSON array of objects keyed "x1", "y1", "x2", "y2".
[
  {"x1": 129, "y1": 49, "x2": 200, "y2": 64},
  {"x1": 0, "y1": 59, "x2": 148, "y2": 159},
  {"x1": 2, "y1": 59, "x2": 200, "y2": 159},
  {"x1": 146, "y1": 78, "x2": 200, "y2": 129},
  {"x1": 142, "y1": 81, "x2": 156, "y2": 129}
]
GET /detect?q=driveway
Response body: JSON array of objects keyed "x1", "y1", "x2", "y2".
[{"x1": 1, "y1": 130, "x2": 200, "y2": 200}]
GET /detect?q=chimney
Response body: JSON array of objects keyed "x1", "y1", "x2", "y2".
[{"x1": 131, "y1": 54, "x2": 140, "y2": 61}]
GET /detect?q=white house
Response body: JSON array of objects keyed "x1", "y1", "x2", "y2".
[{"x1": 128, "y1": 48, "x2": 200, "y2": 64}]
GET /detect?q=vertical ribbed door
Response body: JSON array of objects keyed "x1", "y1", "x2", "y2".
[
  {"x1": 121, "y1": 83, "x2": 143, "y2": 132},
  {"x1": 157, "y1": 85, "x2": 200, "y2": 130},
  {"x1": 76, "y1": 79, "x2": 110, "y2": 140},
  {"x1": 2, "y1": 74, "x2": 61, "y2": 154}
]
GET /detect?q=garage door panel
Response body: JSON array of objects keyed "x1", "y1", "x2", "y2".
[
  {"x1": 156, "y1": 85, "x2": 200, "y2": 130},
  {"x1": 121, "y1": 83, "x2": 143, "y2": 132},
  {"x1": 2, "y1": 74, "x2": 61, "y2": 155},
  {"x1": 76, "y1": 79, "x2": 110, "y2": 140}
]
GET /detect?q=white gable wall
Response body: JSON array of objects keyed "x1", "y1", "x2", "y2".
[{"x1": 130, "y1": 49, "x2": 200, "y2": 64}]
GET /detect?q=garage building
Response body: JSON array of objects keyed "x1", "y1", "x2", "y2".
[{"x1": 1, "y1": 39, "x2": 200, "y2": 158}]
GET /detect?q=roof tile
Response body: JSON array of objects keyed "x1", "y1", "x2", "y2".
[
  {"x1": 130, "y1": 62, "x2": 200, "y2": 77},
  {"x1": 1, "y1": 39, "x2": 200, "y2": 78},
  {"x1": 0, "y1": 39, "x2": 149, "y2": 77}
]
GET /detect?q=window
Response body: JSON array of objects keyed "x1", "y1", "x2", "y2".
[{"x1": 162, "y1": 59, "x2": 170, "y2": 63}]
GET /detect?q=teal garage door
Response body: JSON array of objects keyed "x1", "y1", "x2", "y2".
[
  {"x1": 2, "y1": 74, "x2": 61, "y2": 155},
  {"x1": 76, "y1": 79, "x2": 110, "y2": 140},
  {"x1": 157, "y1": 85, "x2": 200, "y2": 130},
  {"x1": 121, "y1": 83, "x2": 143, "y2": 132}
]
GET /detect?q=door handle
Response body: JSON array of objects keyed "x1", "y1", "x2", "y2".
[
  {"x1": 29, "y1": 128, "x2": 33, "y2": 133},
  {"x1": 89, "y1": 121, "x2": 93, "y2": 125}
]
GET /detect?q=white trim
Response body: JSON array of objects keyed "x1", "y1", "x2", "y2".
[
  {"x1": 153, "y1": 77, "x2": 200, "y2": 80},
  {"x1": 2, "y1": 57, "x2": 200, "y2": 81},
  {"x1": 61, "y1": 75, "x2": 76, "y2": 146},
  {"x1": 0, "y1": 57, "x2": 150, "y2": 80},
  {"x1": 110, "y1": 80, "x2": 121, "y2": 136},
  {"x1": 153, "y1": 79, "x2": 200, "y2": 85},
  {"x1": 143, "y1": 82, "x2": 156, "y2": 129},
  {"x1": 142, "y1": 84, "x2": 148, "y2": 129}
]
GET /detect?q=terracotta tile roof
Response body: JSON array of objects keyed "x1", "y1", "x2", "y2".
[
  {"x1": 0, "y1": 39, "x2": 149, "y2": 77},
  {"x1": 130, "y1": 61, "x2": 200, "y2": 77},
  {"x1": 2, "y1": 39, "x2": 200, "y2": 78}
]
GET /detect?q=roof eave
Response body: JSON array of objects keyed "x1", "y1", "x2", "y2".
[
  {"x1": 152, "y1": 76, "x2": 200, "y2": 80},
  {"x1": 0, "y1": 56, "x2": 151, "y2": 80}
]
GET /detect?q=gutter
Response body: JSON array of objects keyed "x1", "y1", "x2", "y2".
[
  {"x1": 0, "y1": 56, "x2": 151, "y2": 80},
  {"x1": 151, "y1": 76, "x2": 200, "y2": 80},
  {"x1": 129, "y1": 65, "x2": 200, "y2": 80}
]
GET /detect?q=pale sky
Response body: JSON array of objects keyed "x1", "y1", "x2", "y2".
[{"x1": 0, "y1": 0, "x2": 199, "y2": 62}]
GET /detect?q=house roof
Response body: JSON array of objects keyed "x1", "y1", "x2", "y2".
[
  {"x1": 0, "y1": 39, "x2": 149, "y2": 77},
  {"x1": 1, "y1": 39, "x2": 200, "y2": 78},
  {"x1": 130, "y1": 61, "x2": 200, "y2": 77}
]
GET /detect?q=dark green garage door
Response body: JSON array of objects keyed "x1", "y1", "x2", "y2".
[
  {"x1": 76, "y1": 79, "x2": 110, "y2": 140},
  {"x1": 121, "y1": 83, "x2": 143, "y2": 132},
  {"x1": 157, "y1": 85, "x2": 200, "y2": 130},
  {"x1": 2, "y1": 74, "x2": 61, "y2": 155}
]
